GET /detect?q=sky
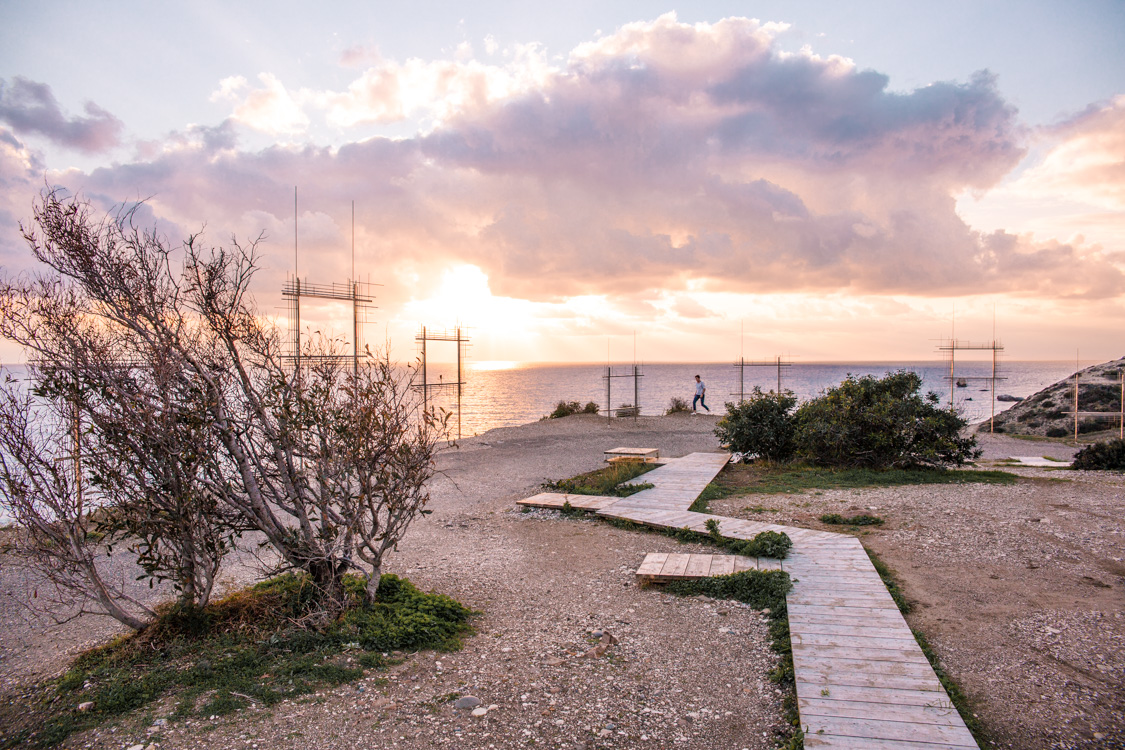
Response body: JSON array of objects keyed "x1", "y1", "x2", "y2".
[{"x1": 1, "y1": 1, "x2": 1123, "y2": 365}]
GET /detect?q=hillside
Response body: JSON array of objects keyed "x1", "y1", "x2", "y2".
[{"x1": 988, "y1": 357, "x2": 1124, "y2": 437}]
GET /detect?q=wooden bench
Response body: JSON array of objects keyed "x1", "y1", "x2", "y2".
[{"x1": 604, "y1": 447, "x2": 660, "y2": 464}]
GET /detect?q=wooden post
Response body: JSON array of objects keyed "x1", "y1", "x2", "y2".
[{"x1": 421, "y1": 326, "x2": 428, "y2": 410}]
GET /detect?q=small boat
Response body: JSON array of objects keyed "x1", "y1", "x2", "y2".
[{"x1": 956, "y1": 378, "x2": 968, "y2": 388}]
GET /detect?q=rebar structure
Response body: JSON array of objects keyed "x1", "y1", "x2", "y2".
[
  {"x1": 413, "y1": 326, "x2": 470, "y2": 440},
  {"x1": 282, "y1": 277, "x2": 378, "y2": 374},
  {"x1": 731, "y1": 356, "x2": 792, "y2": 400},
  {"x1": 603, "y1": 365, "x2": 643, "y2": 422},
  {"x1": 937, "y1": 338, "x2": 1005, "y2": 432}
]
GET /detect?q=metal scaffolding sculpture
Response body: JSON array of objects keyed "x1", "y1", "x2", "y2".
[{"x1": 414, "y1": 326, "x2": 470, "y2": 439}]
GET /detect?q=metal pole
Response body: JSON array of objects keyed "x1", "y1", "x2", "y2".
[
  {"x1": 776, "y1": 356, "x2": 781, "y2": 394},
  {"x1": 990, "y1": 343, "x2": 996, "y2": 434},
  {"x1": 633, "y1": 365, "x2": 638, "y2": 422},
  {"x1": 295, "y1": 278, "x2": 301, "y2": 375},
  {"x1": 740, "y1": 357, "x2": 744, "y2": 401},
  {"x1": 1120, "y1": 371, "x2": 1123, "y2": 440},
  {"x1": 422, "y1": 327, "x2": 428, "y2": 410},
  {"x1": 1074, "y1": 366, "x2": 1079, "y2": 444},
  {"x1": 949, "y1": 344, "x2": 955, "y2": 409},
  {"x1": 606, "y1": 366, "x2": 611, "y2": 423},
  {"x1": 457, "y1": 327, "x2": 463, "y2": 440}
]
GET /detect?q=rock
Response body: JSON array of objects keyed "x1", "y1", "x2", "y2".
[
  {"x1": 591, "y1": 630, "x2": 604, "y2": 639},
  {"x1": 455, "y1": 695, "x2": 482, "y2": 709},
  {"x1": 997, "y1": 394, "x2": 1023, "y2": 402},
  {"x1": 126, "y1": 745, "x2": 145, "y2": 750},
  {"x1": 471, "y1": 706, "x2": 489, "y2": 717},
  {"x1": 77, "y1": 701, "x2": 94, "y2": 712},
  {"x1": 544, "y1": 657, "x2": 565, "y2": 666},
  {"x1": 599, "y1": 631, "x2": 618, "y2": 645}
]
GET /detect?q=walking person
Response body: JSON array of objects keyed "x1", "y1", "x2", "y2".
[{"x1": 692, "y1": 374, "x2": 710, "y2": 413}]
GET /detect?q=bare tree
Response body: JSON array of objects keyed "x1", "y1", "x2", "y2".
[{"x1": 6, "y1": 189, "x2": 447, "y2": 620}]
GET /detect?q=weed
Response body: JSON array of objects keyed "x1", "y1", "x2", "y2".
[
  {"x1": 715, "y1": 463, "x2": 1016, "y2": 496},
  {"x1": 819, "y1": 513, "x2": 884, "y2": 526},
  {"x1": 542, "y1": 462, "x2": 657, "y2": 497},
  {"x1": 705, "y1": 519, "x2": 792, "y2": 559},
  {"x1": 688, "y1": 481, "x2": 731, "y2": 513},
  {"x1": 1, "y1": 573, "x2": 473, "y2": 749}
]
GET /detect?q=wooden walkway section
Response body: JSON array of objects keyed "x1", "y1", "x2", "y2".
[
  {"x1": 523, "y1": 451, "x2": 979, "y2": 749},
  {"x1": 635, "y1": 552, "x2": 780, "y2": 580}
]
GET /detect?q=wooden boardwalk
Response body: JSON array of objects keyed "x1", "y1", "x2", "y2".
[{"x1": 523, "y1": 452, "x2": 979, "y2": 749}]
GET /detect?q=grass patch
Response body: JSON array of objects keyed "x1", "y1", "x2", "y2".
[
  {"x1": 864, "y1": 546, "x2": 987, "y2": 743},
  {"x1": 819, "y1": 513, "x2": 884, "y2": 527},
  {"x1": 662, "y1": 570, "x2": 800, "y2": 747},
  {"x1": 542, "y1": 461, "x2": 657, "y2": 497},
  {"x1": 717, "y1": 463, "x2": 1017, "y2": 496},
  {"x1": 1, "y1": 573, "x2": 473, "y2": 749},
  {"x1": 687, "y1": 480, "x2": 731, "y2": 513}
]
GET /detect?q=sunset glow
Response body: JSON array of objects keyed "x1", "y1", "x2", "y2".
[{"x1": 1, "y1": 3, "x2": 1122, "y2": 363}]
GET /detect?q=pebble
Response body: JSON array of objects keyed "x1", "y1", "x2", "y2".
[
  {"x1": 454, "y1": 695, "x2": 482, "y2": 709},
  {"x1": 471, "y1": 706, "x2": 489, "y2": 717}
]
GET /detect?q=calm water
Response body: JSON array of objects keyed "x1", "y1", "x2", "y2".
[{"x1": 422, "y1": 360, "x2": 1091, "y2": 437}]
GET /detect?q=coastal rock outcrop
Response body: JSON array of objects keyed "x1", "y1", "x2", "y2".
[{"x1": 987, "y1": 357, "x2": 1124, "y2": 438}]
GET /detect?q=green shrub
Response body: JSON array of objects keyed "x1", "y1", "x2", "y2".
[
  {"x1": 665, "y1": 396, "x2": 690, "y2": 414},
  {"x1": 794, "y1": 371, "x2": 980, "y2": 469},
  {"x1": 819, "y1": 513, "x2": 884, "y2": 526},
  {"x1": 1072, "y1": 439, "x2": 1125, "y2": 470},
  {"x1": 1046, "y1": 426, "x2": 1068, "y2": 438},
  {"x1": 544, "y1": 400, "x2": 599, "y2": 419},
  {"x1": 704, "y1": 519, "x2": 792, "y2": 559},
  {"x1": 714, "y1": 387, "x2": 798, "y2": 462}
]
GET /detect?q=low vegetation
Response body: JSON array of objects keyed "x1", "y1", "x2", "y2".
[
  {"x1": 543, "y1": 400, "x2": 600, "y2": 419},
  {"x1": 819, "y1": 513, "x2": 884, "y2": 526},
  {"x1": 541, "y1": 461, "x2": 656, "y2": 497},
  {"x1": 665, "y1": 396, "x2": 690, "y2": 414},
  {"x1": 1071, "y1": 438, "x2": 1125, "y2": 470},
  {"x1": 713, "y1": 463, "x2": 1017, "y2": 496},
  {"x1": 715, "y1": 371, "x2": 980, "y2": 469},
  {"x1": 0, "y1": 573, "x2": 473, "y2": 749},
  {"x1": 705, "y1": 519, "x2": 792, "y2": 559}
]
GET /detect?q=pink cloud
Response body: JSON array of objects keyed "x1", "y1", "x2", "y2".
[
  {"x1": 0, "y1": 77, "x2": 123, "y2": 153},
  {"x1": 2, "y1": 14, "x2": 1122, "y2": 323}
]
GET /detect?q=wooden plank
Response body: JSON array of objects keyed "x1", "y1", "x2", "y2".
[
  {"x1": 792, "y1": 643, "x2": 931, "y2": 665},
  {"x1": 635, "y1": 553, "x2": 669, "y2": 578},
  {"x1": 804, "y1": 734, "x2": 976, "y2": 749},
  {"x1": 801, "y1": 716, "x2": 977, "y2": 746},
  {"x1": 659, "y1": 554, "x2": 691, "y2": 578},
  {"x1": 796, "y1": 682, "x2": 947, "y2": 706},
  {"x1": 798, "y1": 696, "x2": 964, "y2": 726},
  {"x1": 683, "y1": 554, "x2": 713, "y2": 578},
  {"x1": 792, "y1": 632, "x2": 925, "y2": 651},
  {"x1": 728, "y1": 556, "x2": 753, "y2": 574}
]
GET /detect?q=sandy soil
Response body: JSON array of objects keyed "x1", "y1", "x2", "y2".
[{"x1": 1, "y1": 415, "x2": 1123, "y2": 749}]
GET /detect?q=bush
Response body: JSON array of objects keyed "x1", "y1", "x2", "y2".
[
  {"x1": 666, "y1": 396, "x2": 690, "y2": 414},
  {"x1": 1046, "y1": 426, "x2": 1069, "y2": 438},
  {"x1": 820, "y1": 513, "x2": 884, "y2": 526},
  {"x1": 545, "y1": 400, "x2": 599, "y2": 419},
  {"x1": 794, "y1": 371, "x2": 980, "y2": 469},
  {"x1": 1072, "y1": 439, "x2": 1125, "y2": 470},
  {"x1": 714, "y1": 388, "x2": 798, "y2": 462}
]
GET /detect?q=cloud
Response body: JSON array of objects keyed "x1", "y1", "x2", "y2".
[
  {"x1": 210, "y1": 73, "x2": 309, "y2": 135},
  {"x1": 0, "y1": 77, "x2": 123, "y2": 153},
  {"x1": 6, "y1": 13, "x2": 1123, "y2": 328}
]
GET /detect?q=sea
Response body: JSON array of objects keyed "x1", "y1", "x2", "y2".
[
  {"x1": 422, "y1": 360, "x2": 1092, "y2": 438},
  {"x1": 0, "y1": 359, "x2": 1094, "y2": 525}
]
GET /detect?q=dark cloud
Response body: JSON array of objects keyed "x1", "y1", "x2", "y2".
[{"x1": 0, "y1": 77, "x2": 123, "y2": 153}]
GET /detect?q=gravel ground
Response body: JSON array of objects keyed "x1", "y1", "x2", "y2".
[
  {"x1": 1, "y1": 413, "x2": 789, "y2": 750},
  {"x1": 2, "y1": 417, "x2": 1123, "y2": 749},
  {"x1": 709, "y1": 432, "x2": 1125, "y2": 750}
]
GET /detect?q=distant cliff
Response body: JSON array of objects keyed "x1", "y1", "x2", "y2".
[{"x1": 988, "y1": 357, "x2": 1124, "y2": 438}]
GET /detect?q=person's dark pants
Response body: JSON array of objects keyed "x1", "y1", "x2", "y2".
[{"x1": 693, "y1": 394, "x2": 709, "y2": 411}]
